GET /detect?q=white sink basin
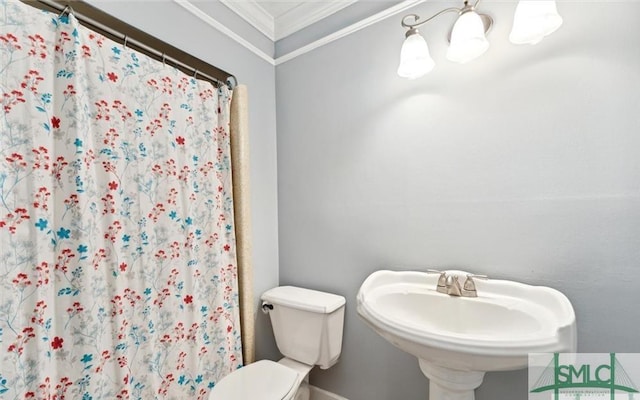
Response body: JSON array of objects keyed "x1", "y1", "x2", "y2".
[{"x1": 357, "y1": 270, "x2": 576, "y2": 400}]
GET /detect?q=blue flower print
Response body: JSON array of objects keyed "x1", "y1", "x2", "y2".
[
  {"x1": 56, "y1": 227, "x2": 71, "y2": 239},
  {"x1": 35, "y1": 218, "x2": 48, "y2": 231},
  {"x1": 0, "y1": 376, "x2": 8, "y2": 395}
]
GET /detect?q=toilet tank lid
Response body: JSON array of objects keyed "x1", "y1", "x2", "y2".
[{"x1": 261, "y1": 286, "x2": 346, "y2": 313}]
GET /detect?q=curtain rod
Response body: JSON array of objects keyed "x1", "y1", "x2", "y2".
[{"x1": 20, "y1": 0, "x2": 237, "y2": 89}]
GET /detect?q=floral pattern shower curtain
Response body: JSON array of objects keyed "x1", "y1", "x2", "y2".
[{"x1": 0, "y1": 0, "x2": 243, "y2": 398}]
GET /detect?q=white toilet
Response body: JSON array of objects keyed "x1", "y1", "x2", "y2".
[{"x1": 210, "y1": 286, "x2": 346, "y2": 400}]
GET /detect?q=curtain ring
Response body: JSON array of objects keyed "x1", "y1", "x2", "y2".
[
  {"x1": 226, "y1": 75, "x2": 238, "y2": 90},
  {"x1": 123, "y1": 35, "x2": 128, "y2": 49},
  {"x1": 193, "y1": 69, "x2": 198, "y2": 79},
  {"x1": 161, "y1": 53, "x2": 166, "y2": 66},
  {"x1": 59, "y1": 5, "x2": 73, "y2": 18}
]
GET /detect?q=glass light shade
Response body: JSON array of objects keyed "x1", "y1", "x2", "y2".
[
  {"x1": 397, "y1": 31, "x2": 435, "y2": 79},
  {"x1": 509, "y1": 1, "x2": 563, "y2": 45},
  {"x1": 446, "y1": 11, "x2": 490, "y2": 64}
]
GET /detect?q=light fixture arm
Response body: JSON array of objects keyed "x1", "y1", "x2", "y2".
[
  {"x1": 401, "y1": 0, "x2": 489, "y2": 31},
  {"x1": 401, "y1": 8, "x2": 461, "y2": 31}
]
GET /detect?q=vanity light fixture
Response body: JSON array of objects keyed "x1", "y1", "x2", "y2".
[{"x1": 397, "y1": 0, "x2": 563, "y2": 79}]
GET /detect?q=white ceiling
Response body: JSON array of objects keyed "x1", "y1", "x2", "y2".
[
  {"x1": 258, "y1": 1, "x2": 307, "y2": 18},
  {"x1": 220, "y1": 0, "x2": 358, "y2": 41}
]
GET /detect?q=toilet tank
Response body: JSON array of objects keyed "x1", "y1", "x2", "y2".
[{"x1": 261, "y1": 286, "x2": 346, "y2": 369}]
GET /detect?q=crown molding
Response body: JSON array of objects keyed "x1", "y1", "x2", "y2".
[
  {"x1": 220, "y1": 0, "x2": 275, "y2": 41},
  {"x1": 174, "y1": 0, "x2": 275, "y2": 65},
  {"x1": 275, "y1": 0, "x2": 357, "y2": 41},
  {"x1": 275, "y1": 0, "x2": 424, "y2": 65}
]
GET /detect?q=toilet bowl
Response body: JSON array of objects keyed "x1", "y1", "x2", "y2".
[
  {"x1": 209, "y1": 359, "x2": 301, "y2": 400},
  {"x1": 210, "y1": 358, "x2": 313, "y2": 400},
  {"x1": 209, "y1": 286, "x2": 346, "y2": 400}
]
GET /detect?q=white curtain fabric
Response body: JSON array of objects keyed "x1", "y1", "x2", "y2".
[{"x1": 0, "y1": 0, "x2": 243, "y2": 398}]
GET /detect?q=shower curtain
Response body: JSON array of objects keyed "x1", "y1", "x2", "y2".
[{"x1": 0, "y1": 0, "x2": 243, "y2": 398}]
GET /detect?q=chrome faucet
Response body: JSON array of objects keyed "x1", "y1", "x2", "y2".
[
  {"x1": 428, "y1": 270, "x2": 487, "y2": 297},
  {"x1": 445, "y1": 274, "x2": 462, "y2": 296}
]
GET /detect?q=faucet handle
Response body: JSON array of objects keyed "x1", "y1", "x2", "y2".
[
  {"x1": 426, "y1": 269, "x2": 448, "y2": 293},
  {"x1": 427, "y1": 269, "x2": 447, "y2": 288},
  {"x1": 462, "y1": 274, "x2": 487, "y2": 297}
]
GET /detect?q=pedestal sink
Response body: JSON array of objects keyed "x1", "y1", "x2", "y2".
[{"x1": 356, "y1": 270, "x2": 577, "y2": 400}]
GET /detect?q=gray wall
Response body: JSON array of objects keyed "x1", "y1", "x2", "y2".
[
  {"x1": 86, "y1": 0, "x2": 281, "y2": 360},
  {"x1": 276, "y1": 2, "x2": 640, "y2": 399}
]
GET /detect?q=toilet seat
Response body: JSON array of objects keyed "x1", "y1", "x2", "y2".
[{"x1": 210, "y1": 360, "x2": 299, "y2": 400}]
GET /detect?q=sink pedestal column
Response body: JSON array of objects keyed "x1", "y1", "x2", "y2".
[{"x1": 419, "y1": 360, "x2": 485, "y2": 400}]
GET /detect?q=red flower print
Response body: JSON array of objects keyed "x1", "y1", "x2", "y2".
[
  {"x1": 51, "y1": 336, "x2": 64, "y2": 350},
  {"x1": 176, "y1": 136, "x2": 185, "y2": 145},
  {"x1": 108, "y1": 181, "x2": 118, "y2": 190},
  {"x1": 107, "y1": 72, "x2": 118, "y2": 82},
  {"x1": 227, "y1": 325, "x2": 232, "y2": 333},
  {"x1": 223, "y1": 244, "x2": 230, "y2": 252},
  {"x1": 12, "y1": 272, "x2": 32, "y2": 287},
  {"x1": 51, "y1": 116, "x2": 60, "y2": 129},
  {"x1": 119, "y1": 262, "x2": 127, "y2": 272},
  {"x1": 184, "y1": 295, "x2": 193, "y2": 304}
]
